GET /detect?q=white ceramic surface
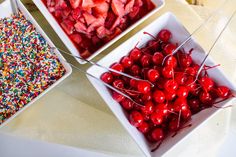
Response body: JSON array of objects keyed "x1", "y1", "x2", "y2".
[
  {"x1": 32, "y1": 0, "x2": 165, "y2": 64},
  {"x1": 87, "y1": 12, "x2": 236, "y2": 157},
  {"x1": 0, "y1": 0, "x2": 72, "y2": 128}
]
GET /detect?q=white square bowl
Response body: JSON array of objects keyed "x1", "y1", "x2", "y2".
[
  {"x1": 32, "y1": 0, "x2": 165, "y2": 64},
  {"x1": 86, "y1": 12, "x2": 236, "y2": 157},
  {"x1": 0, "y1": 0, "x2": 72, "y2": 128}
]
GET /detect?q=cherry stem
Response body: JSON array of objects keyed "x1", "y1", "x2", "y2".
[
  {"x1": 172, "y1": 123, "x2": 192, "y2": 137},
  {"x1": 143, "y1": 31, "x2": 157, "y2": 40},
  {"x1": 177, "y1": 110, "x2": 182, "y2": 129},
  {"x1": 168, "y1": 110, "x2": 178, "y2": 115},
  {"x1": 188, "y1": 48, "x2": 194, "y2": 56},
  {"x1": 151, "y1": 140, "x2": 163, "y2": 152}
]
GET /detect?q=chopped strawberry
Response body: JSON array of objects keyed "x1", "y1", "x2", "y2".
[
  {"x1": 87, "y1": 16, "x2": 105, "y2": 32},
  {"x1": 93, "y1": 0, "x2": 106, "y2": 3},
  {"x1": 93, "y1": 2, "x2": 109, "y2": 18},
  {"x1": 134, "y1": 0, "x2": 143, "y2": 7},
  {"x1": 80, "y1": 49, "x2": 91, "y2": 58},
  {"x1": 120, "y1": 0, "x2": 127, "y2": 3},
  {"x1": 62, "y1": 7, "x2": 71, "y2": 18},
  {"x1": 129, "y1": 6, "x2": 140, "y2": 20},
  {"x1": 96, "y1": 26, "x2": 111, "y2": 38},
  {"x1": 78, "y1": 16, "x2": 86, "y2": 23},
  {"x1": 61, "y1": 19, "x2": 75, "y2": 35},
  {"x1": 46, "y1": 0, "x2": 54, "y2": 7},
  {"x1": 71, "y1": 8, "x2": 81, "y2": 20},
  {"x1": 110, "y1": 17, "x2": 121, "y2": 30},
  {"x1": 83, "y1": 12, "x2": 97, "y2": 26},
  {"x1": 55, "y1": 0, "x2": 68, "y2": 9},
  {"x1": 69, "y1": 0, "x2": 81, "y2": 9},
  {"x1": 105, "y1": 27, "x2": 122, "y2": 41},
  {"x1": 74, "y1": 21, "x2": 87, "y2": 34},
  {"x1": 48, "y1": 7, "x2": 55, "y2": 13},
  {"x1": 119, "y1": 16, "x2": 128, "y2": 30},
  {"x1": 82, "y1": 0, "x2": 95, "y2": 10},
  {"x1": 92, "y1": 35, "x2": 102, "y2": 45},
  {"x1": 70, "y1": 33, "x2": 82, "y2": 44},
  {"x1": 111, "y1": 0, "x2": 125, "y2": 17},
  {"x1": 124, "y1": 0, "x2": 135, "y2": 14},
  {"x1": 105, "y1": 11, "x2": 117, "y2": 29},
  {"x1": 144, "y1": 0, "x2": 155, "y2": 10},
  {"x1": 54, "y1": 10, "x2": 63, "y2": 19}
]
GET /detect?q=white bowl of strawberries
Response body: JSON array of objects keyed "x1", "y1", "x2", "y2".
[
  {"x1": 33, "y1": 0, "x2": 165, "y2": 64},
  {"x1": 87, "y1": 12, "x2": 236, "y2": 156}
]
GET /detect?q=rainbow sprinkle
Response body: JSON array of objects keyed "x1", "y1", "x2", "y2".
[{"x1": 0, "y1": 12, "x2": 66, "y2": 125}]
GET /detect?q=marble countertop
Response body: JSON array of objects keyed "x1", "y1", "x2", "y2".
[{"x1": 1, "y1": 0, "x2": 236, "y2": 157}]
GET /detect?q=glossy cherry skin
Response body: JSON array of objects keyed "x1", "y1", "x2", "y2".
[
  {"x1": 130, "y1": 64, "x2": 141, "y2": 76},
  {"x1": 168, "y1": 118, "x2": 180, "y2": 131},
  {"x1": 151, "y1": 128, "x2": 164, "y2": 141},
  {"x1": 175, "y1": 72, "x2": 187, "y2": 85},
  {"x1": 158, "y1": 29, "x2": 172, "y2": 42},
  {"x1": 163, "y1": 44, "x2": 176, "y2": 55},
  {"x1": 112, "y1": 79, "x2": 124, "y2": 89},
  {"x1": 129, "y1": 111, "x2": 144, "y2": 127},
  {"x1": 110, "y1": 63, "x2": 124, "y2": 76},
  {"x1": 164, "y1": 90, "x2": 176, "y2": 101},
  {"x1": 140, "y1": 54, "x2": 151, "y2": 67},
  {"x1": 162, "y1": 66, "x2": 174, "y2": 78},
  {"x1": 216, "y1": 86, "x2": 231, "y2": 98},
  {"x1": 156, "y1": 103, "x2": 169, "y2": 116},
  {"x1": 121, "y1": 56, "x2": 133, "y2": 68},
  {"x1": 137, "y1": 81, "x2": 151, "y2": 94},
  {"x1": 199, "y1": 76, "x2": 214, "y2": 92},
  {"x1": 173, "y1": 97, "x2": 188, "y2": 112},
  {"x1": 121, "y1": 99, "x2": 134, "y2": 110},
  {"x1": 153, "y1": 90, "x2": 165, "y2": 103},
  {"x1": 112, "y1": 91, "x2": 125, "y2": 103},
  {"x1": 179, "y1": 54, "x2": 192, "y2": 67},
  {"x1": 151, "y1": 112, "x2": 163, "y2": 125},
  {"x1": 188, "y1": 98, "x2": 201, "y2": 113},
  {"x1": 141, "y1": 101, "x2": 154, "y2": 115},
  {"x1": 181, "y1": 109, "x2": 192, "y2": 120},
  {"x1": 164, "y1": 80, "x2": 178, "y2": 93},
  {"x1": 141, "y1": 92, "x2": 152, "y2": 102},
  {"x1": 147, "y1": 40, "x2": 159, "y2": 51},
  {"x1": 138, "y1": 122, "x2": 150, "y2": 133},
  {"x1": 176, "y1": 86, "x2": 189, "y2": 98},
  {"x1": 165, "y1": 56, "x2": 177, "y2": 68},
  {"x1": 101, "y1": 72, "x2": 113, "y2": 84},
  {"x1": 129, "y1": 48, "x2": 142, "y2": 61},
  {"x1": 152, "y1": 52, "x2": 164, "y2": 65},
  {"x1": 147, "y1": 69, "x2": 159, "y2": 82},
  {"x1": 199, "y1": 91, "x2": 213, "y2": 105}
]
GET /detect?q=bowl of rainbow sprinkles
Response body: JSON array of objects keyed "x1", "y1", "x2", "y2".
[{"x1": 0, "y1": 0, "x2": 72, "y2": 127}]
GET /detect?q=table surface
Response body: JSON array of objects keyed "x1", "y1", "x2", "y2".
[{"x1": 1, "y1": 0, "x2": 236, "y2": 157}]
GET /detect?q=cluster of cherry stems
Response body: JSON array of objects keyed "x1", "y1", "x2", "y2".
[{"x1": 101, "y1": 29, "x2": 233, "y2": 151}]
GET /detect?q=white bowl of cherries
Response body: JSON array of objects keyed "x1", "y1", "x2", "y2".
[{"x1": 87, "y1": 12, "x2": 236, "y2": 157}]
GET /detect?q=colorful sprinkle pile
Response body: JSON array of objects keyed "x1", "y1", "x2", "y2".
[{"x1": 0, "y1": 12, "x2": 66, "y2": 125}]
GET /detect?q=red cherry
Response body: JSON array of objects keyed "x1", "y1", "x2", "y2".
[
  {"x1": 110, "y1": 63, "x2": 124, "y2": 76},
  {"x1": 188, "y1": 98, "x2": 201, "y2": 113},
  {"x1": 121, "y1": 56, "x2": 133, "y2": 68},
  {"x1": 147, "y1": 69, "x2": 159, "y2": 82},
  {"x1": 162, "y1": 66, "x2": 174, "y2": 78},
  {"x1": 216, "y1": 86, "x2": 230, "y2": 98},
  {"x1": 185, "y1": 67, "x2": 197, "y2": 76},
  {"x1": 158, "y1": 29, "x2": 172, "y2": 42},
  {"x1": 179, "y1": 54, "x2": 192, "y2": 67},
  {"x1": 101, "y1": 72, "x2": 113, "y2": 84},
  {"x1": 112, "y1": 91, "x2": 125, "y2": 103},
  {"x1": 141, "y1": 101, "x2": 154, "y2": 115},
  {"x1": 130, "y1": 64, "x2": 141, "y2": 76},
  {"x1": 168, "y1": 118, "x2": 179, "y2": 131},
  {"x1": 138, "y1": 122, "x2": 150, "y2": 133},
  {"x1": 181, "y1": 109, "x2": 192, "y2": 120},
  {"x1": 142, "y1": 92, "x2": 152, "y2": 102},
  {"x1": 129, "y1": 111, "x2": 144, "y2": 127},
  {"x1": 156, "y1": 77, "x2": 166, "y2": 89},
  {"x1": 137, "y1": 81, "x2": 151, "y2": 94},
  {"x1": 140, "y1": 54, "x2": 151, "y2": 67},
  {"x1": 199, "y1": 76, "x2": 214, "y2": 92},
  {"x1": 129, "y1": 78, "x2": 138, "y2": 88},
  {"x1": 121, "y1": 99, "x2": 134, "y2": 110},
  {"x1": 151, "y1": 112, "x2": 163, "y2": 125},
  {"x1": 173, "y1": 97, "x2": 188, "y2": 112},
  {"x1": 163, "y1": 44, "x2": 176, "y2": 55},
  {"x1": 176, "y1": 86, "x2": 189, "y2": 98},
  {"x1": 152, "y1": 52, "x2": 164, "y2": 65},
  {"x1": 147, "y1": 40, "x2": 159, "y2": 51},
  {"x1": 164, "y1": 80, "x2": 178, "y2": 92},
  {"x1": 165, "y1": 56, "x2": 177, "y2": 68},
  {"x1": 175, "y1": 72, "x2": 187, "y2": 85},
  {"x1": 156, "y1": 103, "x2": 169, "y2": 116},
  {"x1": 129, "y1": 48, "x2": 142, "y2": 61},
  {"x1": 112, "y1": 79, "x2": 124, "y2": 89},
  {"x1": 164, "y1": 90, "x2": 176, "y2": 101},
  {"x1": 151, "y1": 128, "x2": 164, "y2": 141},
  {"x1": 199, "y1": 91, "x2": 213, "y2": 105},
  {"x1": 153, "y1": 90, "x2": 165, "y2": 103}
]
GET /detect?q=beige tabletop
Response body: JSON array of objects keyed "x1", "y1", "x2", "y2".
[{"x1": 1, "y1": 0, "x2": 236, "y2": 157}]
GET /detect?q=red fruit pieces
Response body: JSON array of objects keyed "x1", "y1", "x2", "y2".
[
  {"x1": 60, "y1": 19, "x2": 75, "y2": 35},
  {"x1": 129, "y1": 111, "x2": 144, "y2": 127},
  {"x1": 137, "y1": 81, "x2": 151, "y2": 94},
  {"x1": 69, "y1": 0, "x2": 81, "y2": 9},
  {"x1": 111, "y1": 0, "x2": 125, "y2": 17},
  {"x1": 153, "y1": 90, "x2": 165, "y2": 103},
  {"x1": 157, "y1": 29, "x2": 172, "y2": 42}
]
